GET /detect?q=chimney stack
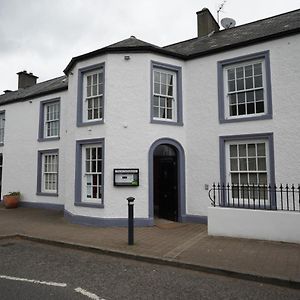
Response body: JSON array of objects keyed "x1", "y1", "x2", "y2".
[
  {"x1": 196, "y1": 8, "x2": 219, "y2": 38},
  {"x1": 17, "y1": 70, "x2": 38, "y2": 89}
]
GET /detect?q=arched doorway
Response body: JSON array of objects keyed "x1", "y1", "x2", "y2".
[{"x1": 149, "y1": 138, "x2": 186, "y2": 222}]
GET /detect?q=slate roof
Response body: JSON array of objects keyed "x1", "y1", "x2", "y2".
[
  {"x1": 1, "y1": 9, "x2": 299, "y2": 105},
  {"x1": 0, "y1": 76, "x2": 68, "y2": 105},
  {"x1": 164, "y1": 9, "x2": 300, "y2": 57},
  {"x1": 63, "y1": 37, "x2": 185, "y2": 74}
]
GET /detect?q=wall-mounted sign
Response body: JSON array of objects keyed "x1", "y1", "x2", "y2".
[{"x1": 113, "y1": 169, "x2": 139, "y2": 186}]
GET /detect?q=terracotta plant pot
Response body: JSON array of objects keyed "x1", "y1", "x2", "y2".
[{"x1": 3, "y1": 195, "x2": 20, "y2": 209}]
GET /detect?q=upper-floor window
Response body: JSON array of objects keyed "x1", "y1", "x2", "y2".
[
  {"x1": 151, "y1": 61, "x2": 183, "y2": 126},
  {"x1": 45, "y1": 102, "x2": 59, "y2": 138},
  {"x1": 0, "y1": 111, "x2": 5, "y2": 145},
  {"x1": 153, "y1": 69, "x2": 176, "y2": 121},
  {"x1": 84, "y1": 71, "x2": 104, "y2": 121},
  {"x1": 77, "y1": 63, "x2": 105, "y2": 127},
  {"x1": 38, "y1": 98, "x2": 60, "y2": 141},
  {"x1": 218, "y1": 51, "x2": 272, "y2": 123}
]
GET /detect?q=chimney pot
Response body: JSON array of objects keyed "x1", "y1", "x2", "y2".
[
  {"x1": 17, "y1": 71, "x2": 38, "y2": 89},
  {"x1": 196, "y1": 8, "x2": 219, "y2": 38}
]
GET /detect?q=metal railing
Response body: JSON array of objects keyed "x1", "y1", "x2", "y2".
[{"x1": 209, "y1": 183, "x2": 300, "y2": 212}]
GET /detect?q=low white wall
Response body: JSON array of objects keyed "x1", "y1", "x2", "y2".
[{"x1": 208, "y1": 207, "x2": 300, "y2": 244}]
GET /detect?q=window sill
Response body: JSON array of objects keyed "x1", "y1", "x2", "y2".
[
  {"x1": 77, "y1": 119, "x2": 104, "y2": 127},
  {"x1": 220, "y1": 114, "x2": 272, "y2": 124},
  {"x1": 38, "y1": 137, "x2": 60, "y2": 142},
  {"x1": 36, "y1": 192, "x2": 58, "y2": 197},
  {"x1": 151, "y1": 119, "x2": 183, "y2": 126},
  {"x1": 74, "y1": 202, "x2": 104, "y2": 208}
]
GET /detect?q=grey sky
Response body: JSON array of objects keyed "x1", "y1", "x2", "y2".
[{"x1": 0, "y1": 0, "x2": 299, "y2": 92}]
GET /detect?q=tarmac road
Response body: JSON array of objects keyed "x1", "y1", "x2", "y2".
[{"x1": 0, "y1": 239, "x2": 299, "y2": 300}]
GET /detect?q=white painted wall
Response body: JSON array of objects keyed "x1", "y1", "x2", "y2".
[
  {"x1": 184, "y1": 34, "x2": 300, "y2": 217},
  {"x1": 1, "y1": 90, "x2": 67, "y2": 206},
  {"x1": 208, "y1": 207, "x2": 300, "y2": 244},
  {"x1": 0, "y1": 33, "x2": 299, "y2": 224}
]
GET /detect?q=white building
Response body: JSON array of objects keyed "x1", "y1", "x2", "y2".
[{"x1": 0, "y1": 8, "x2": 299, "y2": 227}]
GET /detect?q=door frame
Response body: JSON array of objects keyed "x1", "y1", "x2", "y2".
[{"x1": 149, "y1": 138, "x2": 186, "y2": 222}]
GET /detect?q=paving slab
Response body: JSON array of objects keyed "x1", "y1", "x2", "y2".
[{"x1": 0, "y1": 206, "x2": 299, "y2": 288}]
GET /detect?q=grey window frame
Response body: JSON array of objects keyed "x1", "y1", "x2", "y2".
[
  {"x1": 218, "y1": 51, "x2": 273, "y2": 123},
  {"x1": 0, "y1": 110, "x2": 5, "y2": 146},
  {"x1": 36, "y1": 149, "x2": 59, "y2": 197},
  {"x1": 77, "y1": 63, "x2": 105, "y2": 127},
  {"x1": 150, "y1": 61, "x2": 183, "y2": 126},
  {"x1": 74, "y1": 138, "x2": 105, "y2": 208},
  {"x1": 219, "y1": 133, "x2": 275, "y2": 187},
  {"x1": 38, "y1": 98, "x2": 60, "y2": 142}
]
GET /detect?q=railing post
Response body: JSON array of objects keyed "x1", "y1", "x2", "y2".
[{"x1": 127, "y1": 196, "x2": 135, "y2": 245}]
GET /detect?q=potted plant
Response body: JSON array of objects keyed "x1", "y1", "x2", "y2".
[{"x1": 3, "y1": 192, "x2": 21, "y2": 209}]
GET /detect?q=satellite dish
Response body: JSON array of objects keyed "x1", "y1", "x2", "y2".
[{"x1": 221, "y1": 17, "x2": 236, "y2": 29}]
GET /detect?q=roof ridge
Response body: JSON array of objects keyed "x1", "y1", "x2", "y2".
[{"x1": 164, "y1": 8, "x2": 300, "y2": 49}]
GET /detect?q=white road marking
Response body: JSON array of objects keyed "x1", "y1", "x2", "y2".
[
  {"x1": 75, "y1": 287, "x2": 105, "y2": 300},
  {"x1": 0, "y1": 274, "x2": 67, "y2": 287}
]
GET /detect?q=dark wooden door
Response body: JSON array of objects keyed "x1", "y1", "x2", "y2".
[{"x1": 154, "y1": 156, "x2": 178, "y2": 221}]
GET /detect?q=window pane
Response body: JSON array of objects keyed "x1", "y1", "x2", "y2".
[
  {"x1": 244, "y1": 65, "x2": 253, "y2": 77},
  {"x1": 231, "y1": 173, "x2": 239, "y2": 184},
  {"x1": 238, "y1": 104, "x2": 245, "y2": 115},
  {"x1": 153, "y1": 107, "x2": 159, "y2": 117},
  {"x1": 239, "y1": 158, "x2": 247, "y2": 171},
  {"x1": 229, "y1": 105, "x2": 237, "y2": 116},
  {"x1": 255, "y1": 89, "x2": 264, "y2": 101},
  {"x1": 238, "y1": 144, "x2": 246, "y2": 156},
  {"x1": 254, "y1": 75, "x2": 263, "y2": 88},
  {"x1": 256, "y1": 101, "x2": 264, "y2": 113},
  {"x1": 254, "y1": 63, "x2": 262, "y2": 75},
  {"x1": 161, "y1": 84, "x2": 167, "y2": 95},
  {"x1": 245, "y1": 77, "x2": 253, "y2": 89},
  {"x1": 230, "y1": 159, "x2": 238, "y2": 171},
  {"x1": 166, "y1": 109, "x2": 172, "y2": 119},
  {"x1": 167, "y1": 85, "x2": 173, "y2": 96},
  {"x1": 257, "y1": 143, "x2": 265, "y2": 156},
  {"x1": 258, "y1": 158, "x2": 266, "y2": 171},
  {"x1": 160, "y1": 97, "x2": 166, "y2": 107},
  {"x1": 238, "y1": 92, "x2": 245, "y2": 103},
  {"x1": 237, "y1": 79, "x2": 244, "y2": 91},
  {"x1": 236, "y1": 67, "x2": 243, "y2": 79},
  {"x1": 153, "y1": 96, "x2": 159, "y2": 106},
  {"x1": 229, "y1": 94, "x2": 236, "y2": 104},
  {"x1": 154, "y1": 71, "x2": 160, "y2": 83},
  {"x1": 248, "y1": 158, "x2": 256, "y2": 170},
  {"x1": 259, "y1": 173, "x2": 267, "y2": 185},
  {"x1": 248, "y1": 144, "x2": 256, "y2": 156},
  {"x1": 246, "y1": 91, "x2": 254, "y2": 102},
  {"x1": 166, "y1": 99, "x2": 172, "y2": 108},
  {"x1": 161, "y1": 73, "x2": 167, "y2": 84},
  {"x1": 230, "y1": 145, "x2": 237, "y2": 157},
  {"x1": 240, "y1": 173, "x2": 248, "y2": 184},
  {"x1": 227, "y1": 69, "x2": 235, "y2": 80},
  {"x1": 228, "y1": 80, "x2": 235, "y2": 92},
  {"x1": 167, "y1": 74, "x2": 173, "y2": 85},
  {"x1": 249, "y1": 173, "x2": 257, "y2": 185},
  {"x1": 247, "y1": 103, "x2": 255, "y2": 114},
  {"x1": 154, "y1": 83, "x2": 160, "y2": 94}
]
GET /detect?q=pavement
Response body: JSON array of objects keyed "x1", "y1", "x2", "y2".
[{"x1": 0, "y1": 205, "x2": 299, "y2": 289}]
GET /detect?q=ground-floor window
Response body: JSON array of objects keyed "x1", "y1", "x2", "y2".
[
  {"x1": 37, "y1": 149, "x2": 59, "y2": 196},
  {"x1": 75, "y1": 138, "x2": 104, "y2": 208},
  {"x1": 220, "y1": 133, "x2": 275, "y2": 205}
]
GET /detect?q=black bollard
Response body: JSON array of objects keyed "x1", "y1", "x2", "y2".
[{"x1": 127, "y1": 196, "x2": 135, "y2": 245}]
